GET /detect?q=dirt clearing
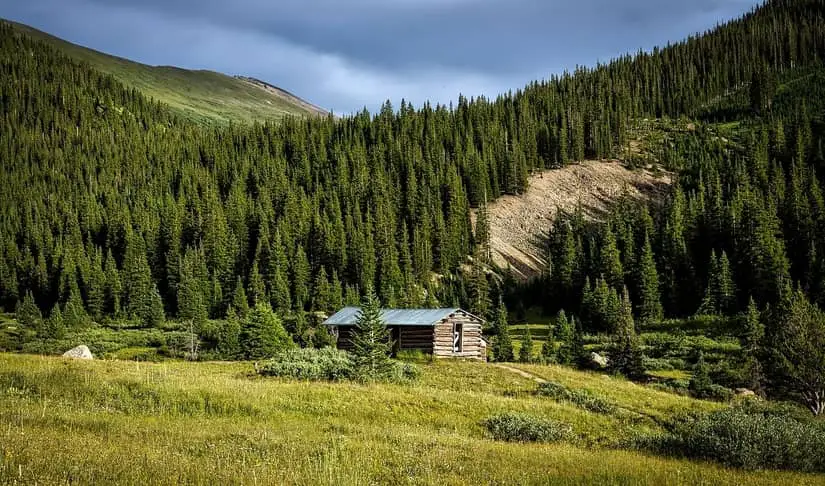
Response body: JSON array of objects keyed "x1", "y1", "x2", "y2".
[{"x1": 484, "y1": 160, "x2": 671, "y2": 280}]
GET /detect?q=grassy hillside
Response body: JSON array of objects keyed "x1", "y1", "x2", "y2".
[
  {"x1": 4, "y1": 20, "x2": 328, "y2": 124},
  {"x1": 0, "y1": 353, "x2": 821, "y2": 485}
]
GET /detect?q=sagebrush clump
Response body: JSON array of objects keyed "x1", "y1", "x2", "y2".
[
  {"x1": 256, "y1": 347, "x2": 354, "y2": 381},
  {"x1": 648, "y1": 407, "x2": 825, "y2": 472},
  {"x1": 537, "y1": 381, "x2": 618, "y2": 415},
  {"x1": 256, "y1": 347, "x2": 420, "y2": 383},
  {"x1": 484, "y1": 412, "x2": 573, "y2": 443}
]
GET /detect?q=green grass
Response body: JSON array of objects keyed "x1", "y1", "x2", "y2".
[
  {"x1": 5, "y1": 20, "x2": 327, "y2": 125},
  {"x1": 0, "y1": 354, "x2": 821, "y2": 484}
]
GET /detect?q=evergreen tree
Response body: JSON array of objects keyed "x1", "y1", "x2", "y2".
[
  {"x1": 141, "y1": 283, "x2": 165, "y2": 328},
  {"x1": 350, "y1": 287, "x2": 395, "y2": 380},
  {"x1": 689, "y1": 351, "x2": 713, "y2": 398},
  {"x1": 541, "y1": 310, "x2": 560, "y2": 363},
  {"x1": 768, "y1": 289, "x2": 825, "y2": 415},
  {"x1": 636, "y1": 233, "x2": 663, "y2": 324},
  {"x1": 123, "y1": 233, "x2": 153, "y2": 320},
  {"x1": 15, "y1": 291, "x2": 41, "y2": 333},
  {"x1": 492, "y1": 298, "x2": 514, "y2": 362},
  {"x1": 63, "y1": 289, "x2": 89, "y2": 330},
  {"x1": 329, "y1": 270, "x2": 344, "y2": 311},
  {"x1": 292, "y1": 247, "x2": 310, "y2": 311},
  {"x1": 231, "y1": 277, "x2": 249, "y2": 318},
  {"x1": 519, "y1": 325, "x2": 534, "y2": 363},
  {"x1": 247, "y1": 261, "x2": 267, "y2": 306},
  {"x1": 742, "y1": 297, "x2": 764, "y2": 354},
  {"x1": 599, "y1": 225, "x2": 624, "y2": 291},
  {"x1": 268, "y1": 233, "x2": 291, "y2": 312},
  {"x1": 311, "y1": 267, "x2": 333, "y2": 312},
  {"x1": 46, "y1": 304, "x2": 66, "y2": 339},
  {"x1": 698, "y1": 250, "x2": 736, "y2": 315},
  {"x1": 86, "y1": 252, "x2": 105, "y2": 320},
  {"x1": 239, "y1": 302, "x2": 294, "y2": 360},
  {"x1": 218, "y1": 306, "x2": 242, "y2": 359},
  {"x1": 609, "y1": 287, "x2": 645, "y2": 379},
  {"x1": 103, "y1": 250, "x2": 122, "y2": 317},
  {"x1": 177, "y1": 250, "x2": 208, "y2": 329},
  {"x1": 741, "y1": 297, "x2": 765, "y2": 395},
  {"x1": 312, "y1": 322, "x2": 336, "y2": 348},
  {"x1": 556, "y1": 309, "x2": 576, "y2": 366}
]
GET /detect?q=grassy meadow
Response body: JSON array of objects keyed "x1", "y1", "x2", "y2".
[
  {"x1": 510, "y1": 308, "x2": 745, "y2": 395},
  {"x1": 6, "y1": 20, "x2": 324, "y2": 124},
  {"x1": 0, "y1": 353, "x2": 821, "y2": 485}
]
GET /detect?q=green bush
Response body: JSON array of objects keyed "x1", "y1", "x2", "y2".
[
  {"x1": 642, "y1": 357, "x2": 675, "y2": 370},
  {"x1": 650, "y1": 409, "x2": 825, "y2": 472},
  {"x1": 536, "y1": 381, "x2": 618, "y2": 415},
  {"x1": 732, "y1": 399, "x2": 815, "y2": 423},
  {"x1": 394, "y1": 362, "x2": 423, "y2": 382},
  {"x1": 256, "y1": 347, "x2": 421, "y2": 383},
  {"x1": 396, "y1": 349, "x2": 434, "y2": 363},
  {"x1": 257, "y1": 347, "x2": 354, "y2": 381},
  {"x1": 484, "y1": 413, "x2": 573, "y2": 443},
  {"x1": 703, "y1": 384, "x2": 734, "y2": 401}
]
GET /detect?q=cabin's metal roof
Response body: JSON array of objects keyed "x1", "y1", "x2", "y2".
[{"x1": 323, "y1": 307, "x2": 462, "y2": 326}]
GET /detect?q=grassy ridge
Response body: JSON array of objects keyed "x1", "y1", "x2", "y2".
[
  {"x1": 0, "y1": 354, "x2": 820, "y2": 485},
  {"x1": 5, "y1": 20, "x2": 327, "y2": 124}
]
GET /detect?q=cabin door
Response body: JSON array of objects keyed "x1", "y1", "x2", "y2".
[
  {"x1": 453, "y1": 323, "x2": 463, "y2": 353},
  {"x1": 391, "y1": 327, "x2": 401, "y2": 355}
]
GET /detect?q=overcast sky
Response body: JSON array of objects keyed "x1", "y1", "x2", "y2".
[{"x1": 2, "y1": 0, "x2": 761, "y2": 115}]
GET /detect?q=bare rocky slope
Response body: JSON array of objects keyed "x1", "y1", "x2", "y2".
[{"x1": 483, "y1": 160, "x2": 671, "y2": 280}]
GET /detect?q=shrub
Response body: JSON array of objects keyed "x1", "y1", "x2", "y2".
[
  {"x1": 703, "y1": 384, "x2": 734, "y2": 401},
  {"x1": 257, "y1": 347, "x2": 354, "y2": 381},
  {"x1": 257, "y1": 347, "x2": 420, "y2": 383},
  {"x1": 484, "y1": 413, "x2": 573, "y2": 443},
  {"x1": 732, "y1": 399, "x2": 815, "y2": 423},
  {"x1": 394, "y1": 361, "x2": 422, "y2": 382},
  {"x1": 651, "y1": 409, "x2": 825, "y2": 472},
  {"x1": 642, "y1": 357, "x2": 675, "y2": 370},
  {"x1": 396, "y1": 349, "x2": 433, "y2": 363},
  {"x1": 536, "y1": 381, "x2": 618, "y2": 415}
]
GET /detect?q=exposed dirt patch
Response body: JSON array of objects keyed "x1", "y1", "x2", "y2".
[
  {"x1": 493, "y1": 364, "x2": 548, "y2": 384},
  {"x1": 482, "y1": 160, "x2": 671, "y2": 280}
]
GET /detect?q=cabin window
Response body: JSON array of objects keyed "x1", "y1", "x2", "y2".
[{"x1": 453, "y1": 323, "x2": 463, "y2": 353}]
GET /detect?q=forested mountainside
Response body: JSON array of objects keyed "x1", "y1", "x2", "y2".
[
  {"x1": 1, "y1": 0, "x2": 825, "y2": 342},
  {"x1": 4, "y1": 20, "x2": 329, "y2": 123}
]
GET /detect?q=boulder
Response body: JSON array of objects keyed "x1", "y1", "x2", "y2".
[
  {"x1": 589, "y1": 352, "x2": 609, "y2": 369},
  {"x1": 735, "y1": 388, "x2": 757, "y2": 398},
  {"x1": 62, "y1": 345, "x2": 94, "y2": 360}
]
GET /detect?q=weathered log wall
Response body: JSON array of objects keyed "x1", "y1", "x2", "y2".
[
  {"x1": 433, "y1": 311, "x2": 485, "y2": 360},
  {"x1": 333, "y1": 326, "x2": 435, "y2": 353},
  {"x1": 331, "y1": 310, "x2": 485, "y2": 360}
]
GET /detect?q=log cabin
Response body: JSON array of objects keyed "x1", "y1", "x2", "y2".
[{"x1": 323, "y1": 307, "x2": 487, "y2": 361}]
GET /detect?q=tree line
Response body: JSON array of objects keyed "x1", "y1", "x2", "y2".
[{"x1": 1, "y1": 0, "x2": 824, "y2": 349}]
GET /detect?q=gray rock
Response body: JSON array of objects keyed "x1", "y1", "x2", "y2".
[
  {"x1": 735, "y1": 388, "x2": 757, "y2": 398},
  {"x1": 589, "y1": 352, "x2": 609, "y2": 369},
  {"x1": 62, "y1": 345, "x2": 94, "y2": 360}
]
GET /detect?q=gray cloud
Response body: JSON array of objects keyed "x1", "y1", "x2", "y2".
[{"x1": 2, "y1": 0, "x2": 759, "y2": 114}]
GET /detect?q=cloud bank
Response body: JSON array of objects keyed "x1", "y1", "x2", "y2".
[{"x1": 2, "y1": 0, "x2": 760, "y2": 114}]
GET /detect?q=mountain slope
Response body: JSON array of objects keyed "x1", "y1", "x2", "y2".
[
  {"x1": 2, "y1": 0, "x2": 825, "y2": 329},
  {"x1": 4, "y1": 20, "x2": 328, "y2": 124},
  {"x1": 483, "y1": 161, "x2": 671, "y2": 280}
]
